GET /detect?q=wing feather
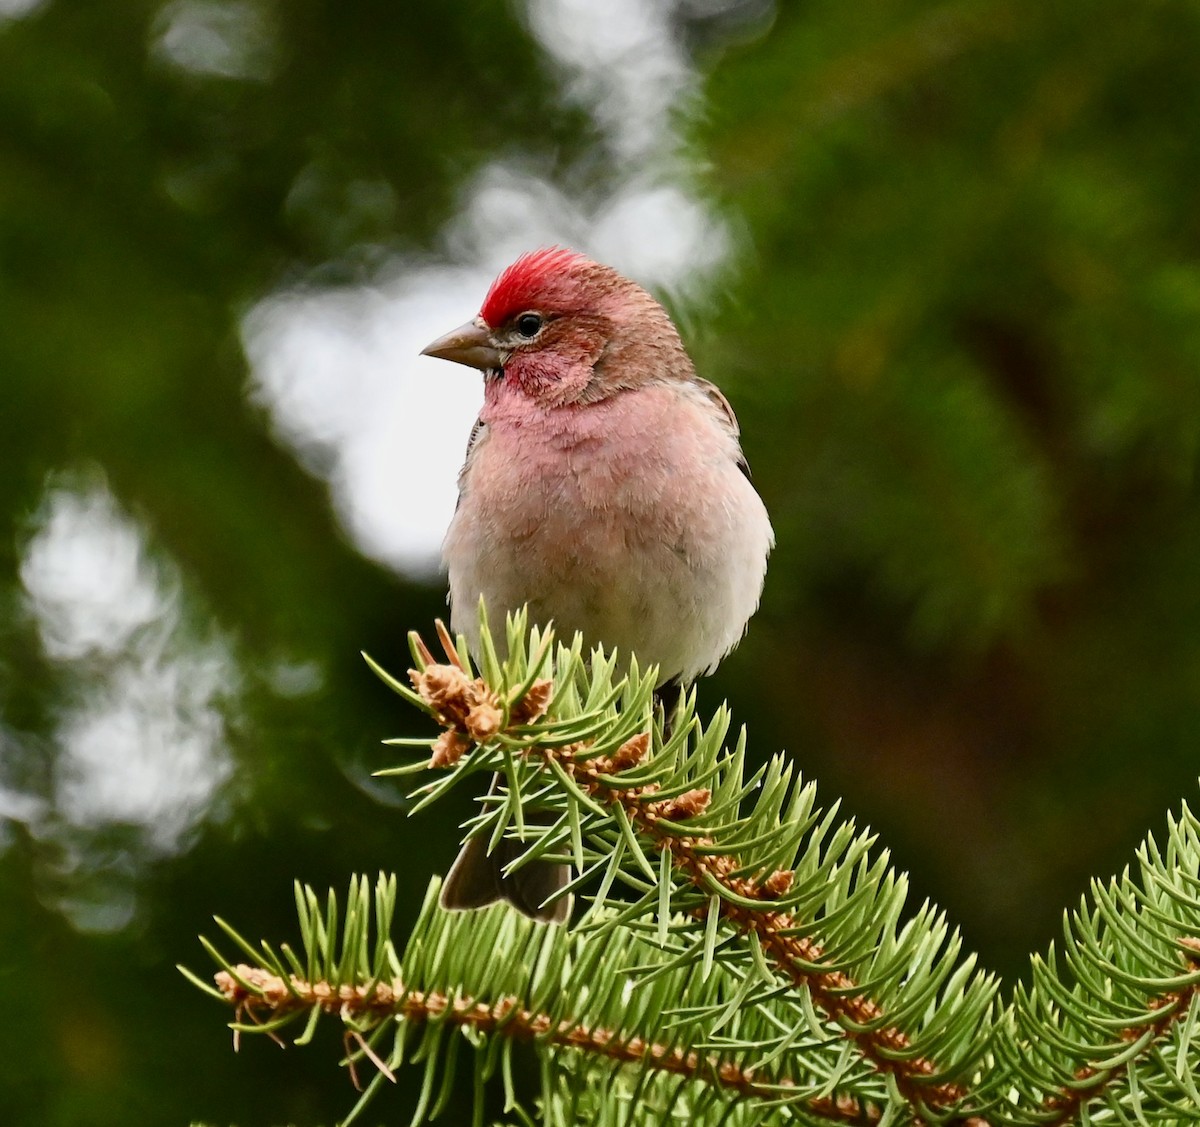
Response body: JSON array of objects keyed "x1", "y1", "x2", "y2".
[
  {"x1": 455, "y1": 417, "x2": 488, "y2": 508},
  {"x1": 693, "y1": 377, "x2": 752, "y2": 480}
]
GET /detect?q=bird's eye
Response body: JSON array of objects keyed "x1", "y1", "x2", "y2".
[{"x1": 515, "y1": 312, "x2": 543, "y2": 338}]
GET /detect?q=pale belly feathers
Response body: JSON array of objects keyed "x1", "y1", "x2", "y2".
[{"x1": 443, "y1": 381, "x2": 772, "y2": 686}]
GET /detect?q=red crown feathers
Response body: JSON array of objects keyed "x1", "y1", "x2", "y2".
[{"x1": 480, "y1": 247, "x2": 590, "y2": 327}]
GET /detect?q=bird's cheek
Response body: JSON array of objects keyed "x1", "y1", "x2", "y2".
[
  {"x1": 532, "y1": 368, "x2": 591, "y2": 405},
  {"x1": 502, "y1": 354, "x2": 548, "y2": 394}
]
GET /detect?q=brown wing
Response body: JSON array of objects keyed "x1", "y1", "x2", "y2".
[
  {"x1": 694, "y1": 377, "x2": 752, "y2": 480},
  {"x1": 454, "y1": 417, "x2": 487, "y2": 509}
]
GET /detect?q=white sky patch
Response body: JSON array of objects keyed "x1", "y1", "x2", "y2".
[
  {"x1": 523, "y1": 0, "x2": 694, "y2": 162},
  {"x1": 0, "y1": 0, "x2": 46, "y2": 22},
  {"x1": 54, "y1": 653, "x2": 232, "y2": 853},
  {"x1": 150, "y1": 0, "x2": 277, "y2": 81},
  {"x1": 0, "y1": 777, "x2": 46, "y2": 828},
  {"x1": 245, "y1": 266, "x2": 488, "y2": 575},
  {"x1": 244, "y1": 0, "x2": 732, "y2": 578},
  {"x1": 12, "y1": 474, "x2": 236, "y2": 927},
  {"x1": 21, "y1": 484, "x2": 171, "y2": 661},
  {"x1": 590, "y1": 182, "x2": 730, "y2": 296}
]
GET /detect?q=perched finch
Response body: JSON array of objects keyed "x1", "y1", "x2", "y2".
[{"x1": 421, "y1": 248, "x2": 773, "y2": 921}]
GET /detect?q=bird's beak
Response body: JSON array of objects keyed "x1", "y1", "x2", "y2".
[{"x1": 420, "y1": 318, "x2": 503, "y2": 371}]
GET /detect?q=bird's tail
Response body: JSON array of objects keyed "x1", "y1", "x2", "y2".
[{"x1": 440, "y1": 833, "x2": 571, "y2": 923}]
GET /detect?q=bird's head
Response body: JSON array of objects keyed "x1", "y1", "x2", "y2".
[{"x1": 421, "y1": 248, "x2": 693, "y2": 406}]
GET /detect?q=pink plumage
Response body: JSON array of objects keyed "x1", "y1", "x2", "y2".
[{"x1": 420, "y1": 249, "x2": 773, "y2": 923}]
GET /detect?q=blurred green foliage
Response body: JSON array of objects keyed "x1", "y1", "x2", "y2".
[{"x1": 2, "y1": 1, "x2": 1200, "y2": 1124}]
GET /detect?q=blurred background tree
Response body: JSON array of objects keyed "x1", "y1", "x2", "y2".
[{"x1": 2, "y1": 0, "x2": 1199, "y2": 1123}]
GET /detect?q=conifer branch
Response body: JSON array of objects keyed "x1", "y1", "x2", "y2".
[
  {"x1": 388, "y1": 613, "x2": 996, "y2": 1124},
  {"x1": 527, "y1": 727, "x2": 970, "y2": 1116},
  {"x1": 184, "y1": 612, "x2": 1200, "y2": 1126},
  {"x1": 190, "y1": 874, "x2": 909, "y2": 1125},
  {"x1": 993, "y1": 804, "x2": 1200, "y2": 1125},
  {"x1": 1038, "y1": 939, "x2": 1200, "y2": 1127},
  {"x1": 211, "y1": 962, "x2": 880, "y2": 1124}
]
